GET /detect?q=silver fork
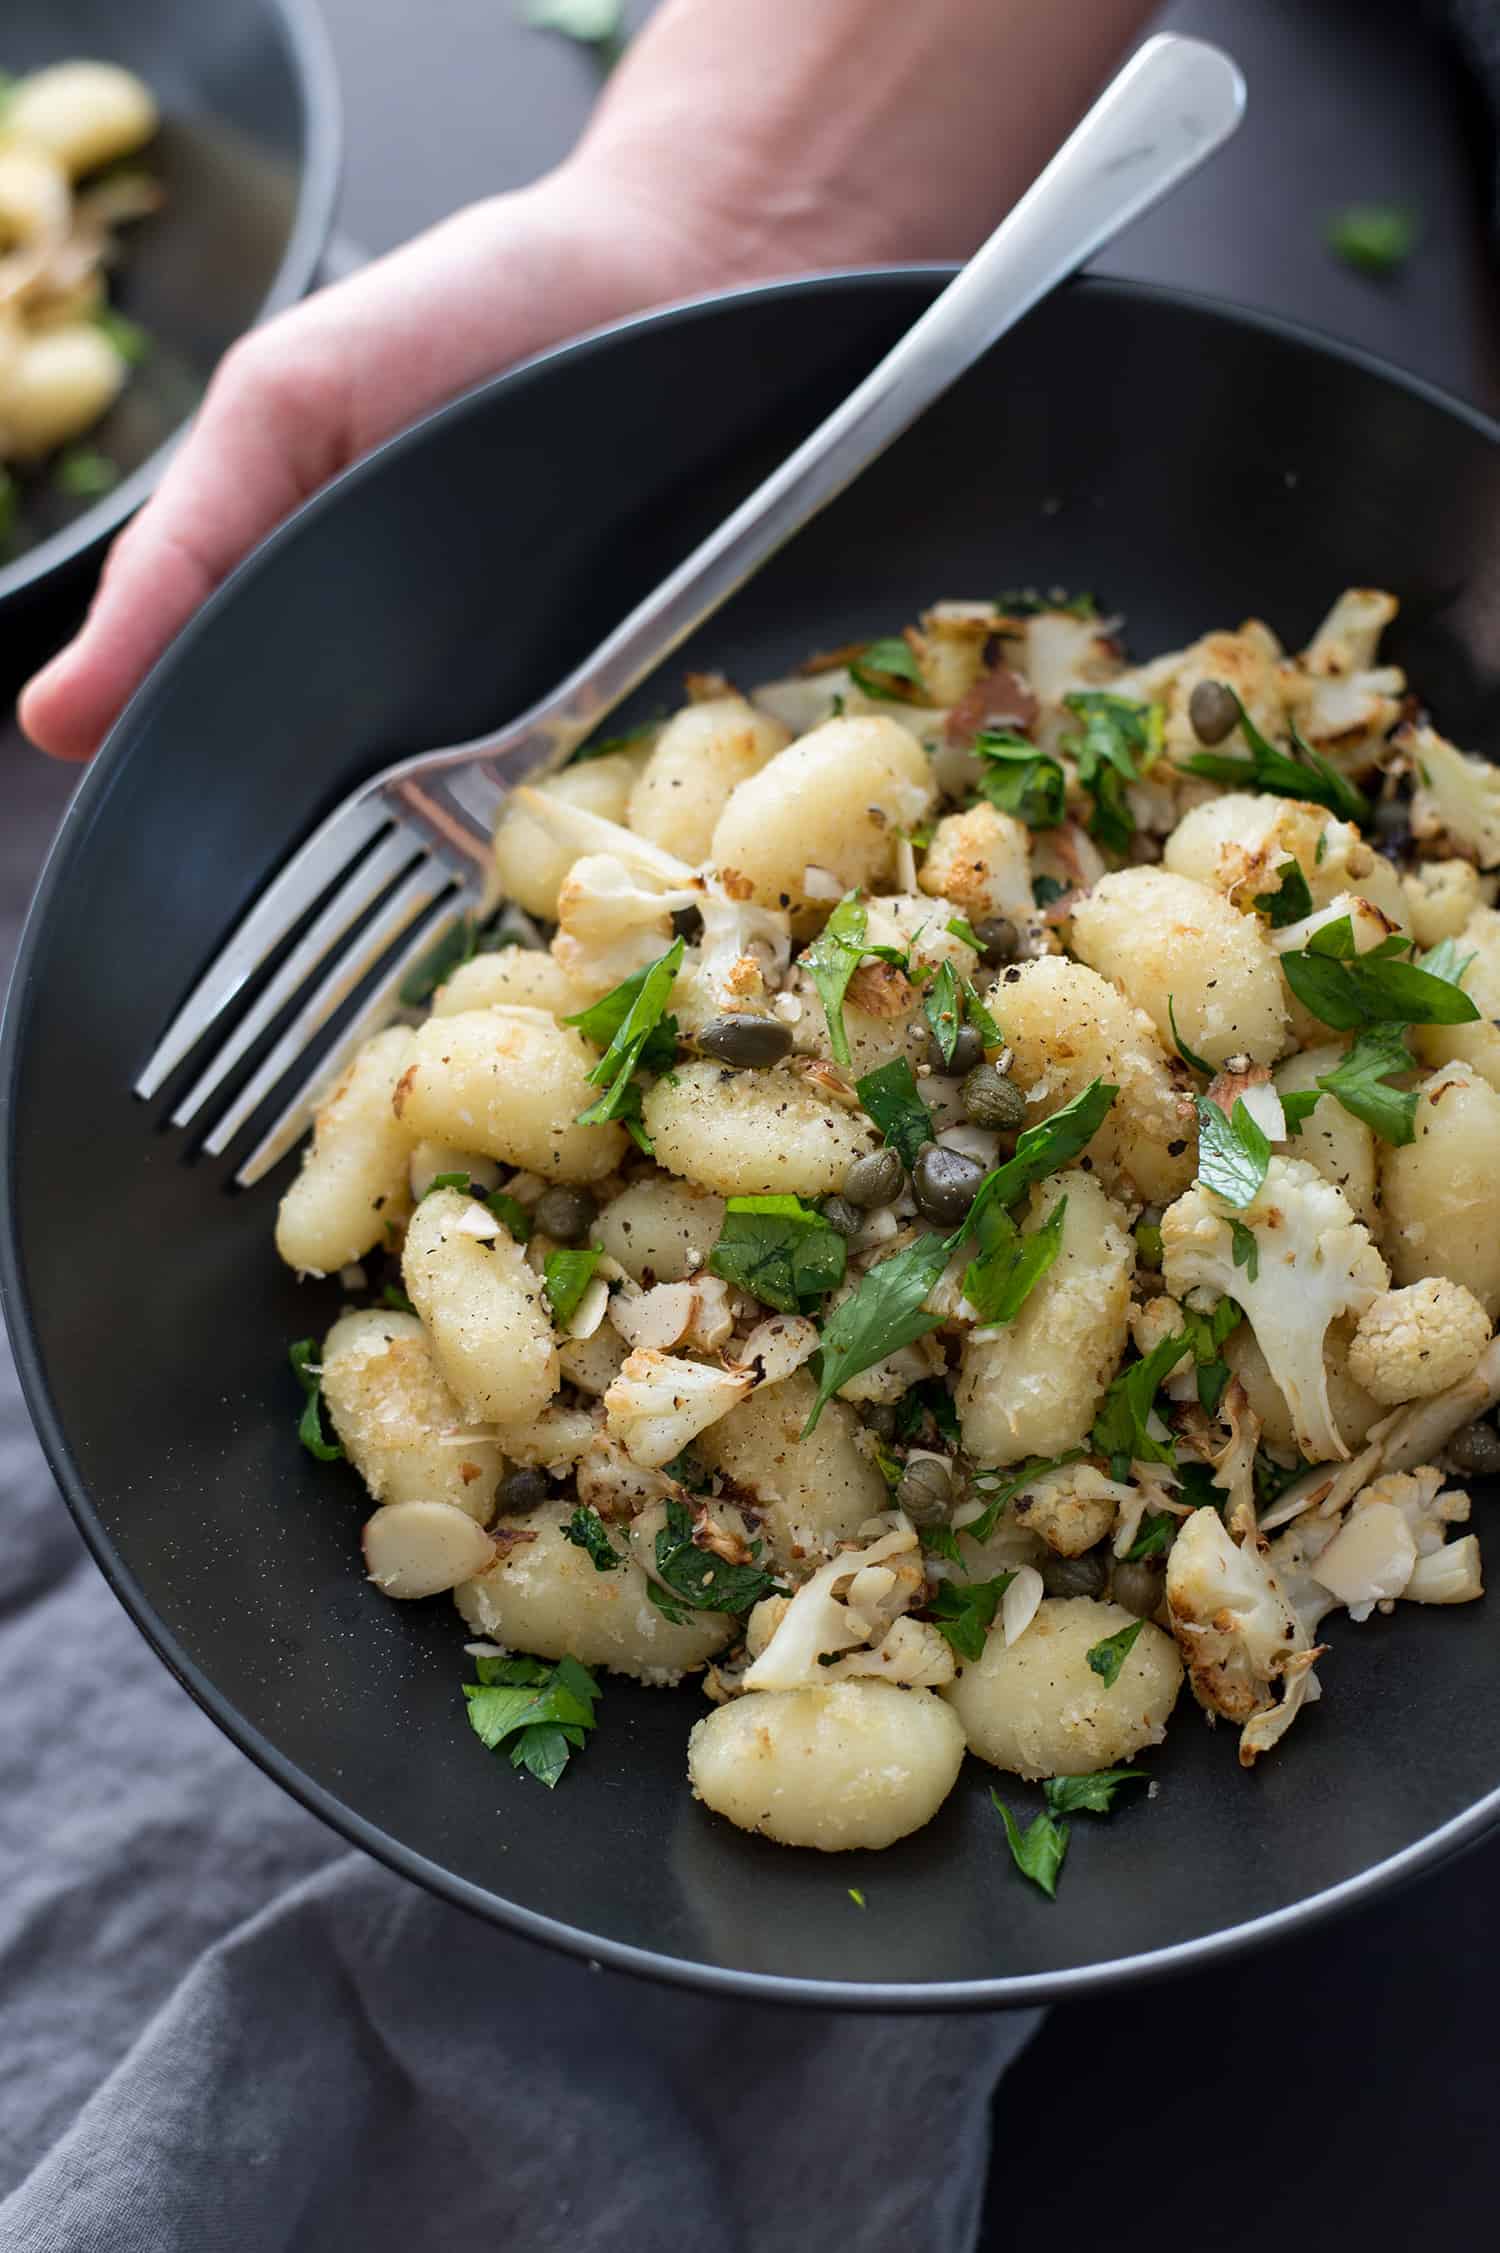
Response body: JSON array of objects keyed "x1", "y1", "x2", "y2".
[{"x1": 137, "y1": 32, "x2": 1244, "y2": 1186}]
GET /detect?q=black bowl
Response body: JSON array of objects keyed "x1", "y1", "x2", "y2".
[
  {"x1": 6, "y1": 273, "x2": 1500, "y2": 2008},
  {"x1": 0, "y1": 0, "x2": 340, "y2": 637}
]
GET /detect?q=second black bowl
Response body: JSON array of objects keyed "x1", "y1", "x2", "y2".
[{"x1": 5, "y1": 272, "x2": 1500, "y2": 2006}]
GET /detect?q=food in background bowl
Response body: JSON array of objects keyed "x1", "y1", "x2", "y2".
[
  {"x1": 274, "y1": 584, "x2": 1500, "y2": 1881},
  {"x1": 0, "y1": 61, "x2": 160, "y2": 530}
]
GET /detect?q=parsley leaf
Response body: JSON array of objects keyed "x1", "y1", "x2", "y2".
[
  {"x1": 645, "y1": 1498, "x2": 784, "y2": 1621},
  {"x1": 562, "y1": 1505, "x2": 623, "y2": 1571},
  {"x1": 946, "y1": 915, "x2": 984, "y2": 951},
  {"x1": 1280, "y1": 923, "x2": 1480, "y2": 1032},
  {"x1": 894, "y1": 1378, "x2": 961, "y2": 1449},
  {"x1": 923, "y1": 960, "x2": 963, "y2": 1066},
  {"x1": 963, "y1": 1194, "x2": 1067, "y2": 1326},
  {"x1": 856, "y1": 1057, "x2": 935, "y2": 1169},
  {"x1": 1230, "y1": 1218, "x2": 1260, "y2": 1283},
  {"x1": 1419, "y1": 936, "x2": 1478, "y2": 991},
  {"x1": 522, "y1": 0, "x2": 624, "y2": 61},
  {"x1": 1252, "y1": 858, "x2": 1314, "y2": 927},
  {"x1": 927, "y1": 1572, "x2": 1015, "y2": 1661},
  {"x1": 963, "y1": 1079, "x2": 1116, "y2": 1232},
  {"x1": 1181, "y1": 690, "x2": 1371, "y2": 824},
  {"x1": 1043, "y1": 1768, "x2": 1149, "y2": 1816},
  {"x1": 1326, "y1": 201, "x2": 1418, "y2": 276},
  {"x1": 1062, "y1": 693, "x2": 1162, "y2": 855},
  {"x1": 959, "y1": 1452, "x2": 1084, "y2": 1547},
  {"x1": 963, "y1": 981, "x2": 1005, "y2": 1049},
  {"x1": 1091, "y1": 1332, "x2": 1191, "y2": 1478},
  {"x1": 1086, "y1": 1618, "x2": 1145, "y2": 1688},
  {"x1": 1279, "y1": 1088, "x2": 1323, "y2": 1135},
  {"x1": 92, "y1": 306, "x2": 152, "y2": 364},
  {"x1": 708, "y1": 1195, "x2": 847, "y2": 1314},
  {"x1": 973, "y1": 731, "x2": 1067, "y2": 829},
  {"x1": 1032, "y1": 874, "x2": 1068, "y2": 909},
  {"x1": 569, "y1": 717, "x2": 658, "y2": 765},
  {"x1": 800, "y1": 893, "x2": 869, "y2": 1068},
  {"x1": 992, "y1": 1791, "x2": 1068, "y2": 1899},
  {"x1": 1195, "y1": 1095, "x2": 1271, "y2": 1208},
  {"x1": 568, "y1": 939, "x2": 683, "y2": 1130},
  {"x1": 53, "y1": 446, "x2": 119, "y2": 499},
  {"x1": 802, "y1": 1233, "x2": 951, "y2": 1434},
  {"x1": 464, "y1": 1652, "x2": 601, "y2": 1788},
  {"x1": 1179, "y1": 1294, "x2": 1242, "y2": 1416},
  {"x1": 381, "y1": 1284, "x2": 417, "y2": 1315},
  {"x1": 485, "y1": 1190, "x2": 534, "y2": 1242},
  {"x1": 543, "y1": 1246, "x2": 604, "y2": 1328},
  {"x1": 1167, "y1": 994, "x2": 1214, "y2": 1076},
  {"x1": 1313, "y1": 1023, "x2": 1419, "y2": 1145},
  {"x1": 848, "y1": 635, "x2": 927, "y2": 700},
  {"x1": 289, "y1": 1339, "x2": 343, "y2": 1461},
  {"x1": 1122, "y1": 1511, "x2": 1177, "y2": 1562},
  {"x1": 994, "y1": 587, "x2": 1098, "y2": 617}
]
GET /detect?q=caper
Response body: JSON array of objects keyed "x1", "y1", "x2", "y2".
[
  {"x1": 843, "y1": 1147, "x2": 905, "y2": 1208},
  {"x1": 495, "y1": 1465, "x2": 549, "y2": 1515},
  {"x1": 926, "y1": 1023, "x2": 984, "y2": 1077},
  {"x1": 1447, "y1": 1419, "x2": 1500, "y2": 1477},
  {"x1": 911, "y1": 1143, "x2": 986, "y2": 1226},
  {"x1": 821, "y1": 1193, "x2": 862, "y2": 1238},
  {"x1": 1188, "y1": 678, "x2": 1240, "y2": 745},
  {"x1": 533, "y1": 1185, "x2": 596, "y2": 1244},
  {"x1": 896, "y1": 1455, "x2": 952, "y2": 1527},
  {"x1": 971, "y1": 916, "x2": 1019, "y2": 968},
  {"x1": 960, "y1": 1062, "x2": 1026, "y2": 1129},
  {"x1": 692, "y1": 1015, "x2": 794, "y2": 1067},
  {"x1": 1111, "y1": 1559, "x2": 1166, "y2": 1618},
  {"x1": 1040, "y1": 1550, "x2": 1108, "y2": 1599},
  {"x1": 863, "y1": 1402, "x2": 898, "y2": 1441}
]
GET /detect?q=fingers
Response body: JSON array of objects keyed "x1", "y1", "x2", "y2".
[{"x1": 20, "y1": 321, "x2": 349, "y2": 760}]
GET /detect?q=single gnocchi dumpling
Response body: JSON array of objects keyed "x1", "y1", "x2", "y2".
[
  {"x1": 401, "y1": 1188, "x2": 558, "y2": 1424},
  {"x1": 394, "y1": 1008, "x2": 628, "y2": 1181},
  {"x1": 710, "y1": 714, "x2": 936, "y2": 927},
  {"x1": 943, "y1": 1598, "x2": 1183, "y2": 1779},
  {"x1": 275, "y1": 1025, "x2": 416, "y2": 1274},
  {"x1": 457, "y1": 1501, "x2": 732, "y2": 1684},
  {"x1": 627, "y1": 695, "x2": 789, "y2": 862},
  {"x1": 688, "y1": 1681, "x2": 966, "y2": 1850},
  {"x1": 694, "y1": 1368, "x2": 887, "y2": 1569},
  {"x1": 321, "y1": 1310, "x2": 503, "y2": 1522},
  {"x1": 641, "y1": 1059, "x2": 880, "y2": 1195},
  {"x1": 1069, "y1": 865, "x2": 1289, "y2": 1066}
]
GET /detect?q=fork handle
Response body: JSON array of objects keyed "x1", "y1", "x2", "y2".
[{"x1": 414, "y1": 32, "x2": 1244, "y2": 780}]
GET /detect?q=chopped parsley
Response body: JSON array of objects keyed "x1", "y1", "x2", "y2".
[
  {"x1": 848, "y1": 1887, "x2": 867, "y2": 1908},
  {"x1": 1062, "y1": 692, "x2": 1163, "y2": 855},
  {"x1": 568, "y1": 716, "x2": 658, "y2": 765},
  {"x1": 707, "y1": 1195, "x2": 847, "y2": 1314},
  {"x1": 1167, "y1": 995, "x2": 1214, "y2": 1076},
  {"x1": 52, "y1": 447, "x2": 119, "y2": 499},
  {"x1": 1230, "y1": 1218, "x2": 1260, "y2": 1284},
  {"x1": 923, "y1": 959, "x2": 963, "y2": 1066},
  {"x1": 1180, "y1": 689, "x2": 1370, "y2": 825},
  {"x1": 927, "y1": 1571, "x2": 1015, "y2": 1661},
  {"x1": 974, "y1": 731, "x2": 1067, "y2": 828},
  {"x1": 92, "y1": 306, "x2": 152, "y2": 364},
  {"x1": 1326, "y1": 202, "x2": 1418, "y2": 276},
  {"x1": 1280, "y1": 917, "x2": 1479, "y2": 1032},
  {"x1": 543, "y1": 1245, "x2": 604, "y2": 1327},
  {"x1": 1122, "y1": 1511, "x2": 1176, "y2": 1562},
  {"x1": 848, "y1": 635, "x2": 927, "y2": 701},
  {"x1": 957, "y1": 1451, "x2": 1084, "y2": 1549},
  {"x1": 894, "y1": 1378, "x2": 962, "y2": 1449},
  {"x1": 381, "y1": 1283, "x2": 417, "y2": 1315},
  {"x1": 962, "y1": 1192, "x2": 1067, "y2": 1326},
  {"x1": 963, "y1": 981, "x2": 1005, "y2": 1049},
  {"x1": 463, "y1": 1651, "x2": 601, "y2": 1788},
  {"x1": 289, "y1": 1339, "x2": 343, "y2": 1462},
  {"x1": 800, "y1": 893, "x2": 871, "y2": 1068},
  {"x1": 1194, "y1": 1095, "x2": 1272, "y2": 1208},
  {"x1": 992, "y1": 1792, "x2": 1070, "y2": 1899},
  {"x1": 644, "y1": 1498, "x2": 784, "y2": 1623},
  {"x1": 855, "y1": 1056, "x2": 935, "y2": 1169},
  {"x1": 946, "y1": 915, "x2": 984, "y2": 952},
  {"x1": 1091, "y1": 1332, "x2": 1191, "y2": 1479},
  {"x1": 562, "y1": 1504, "x2": 623, "y2": 1571},
  {"x1": 1043, "y1": 1768, "x2": 1149, "y2": 1816},
  {"x1": 568, "y1": 939, "x2": 683, "y2": 1143},
  {"x1": 802, "y1": 1232, "x2": 951, "y2": 1434},
  {"x1": 485, "y1": 1190, "x2": 534, "y2": 1241},
  {"x1": 994, "y1": 587, "x2": 1098, "y2": 618},
  {"x1": 1086, "y1": 1618, "x2": 1145, "y2": 1688},
  {"x1": 1252, "y1": 858, "x2": 1314, "y2": 927}
]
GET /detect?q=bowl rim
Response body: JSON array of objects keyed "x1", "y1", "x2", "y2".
[
  {"x1": 5, "y1": 266, "x2": 1500, "y2": 2009},
  {"x1": 0, "y1": 0, "x2": 345, "y2": 608}
]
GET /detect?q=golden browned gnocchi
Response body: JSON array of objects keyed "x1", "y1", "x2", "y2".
[
  {"x1": 0, "y1": 61, "x2": 158, "y2": 478},
  {"x1": 275, "y1": 584, "x2": 1496, "y2": 1863}
]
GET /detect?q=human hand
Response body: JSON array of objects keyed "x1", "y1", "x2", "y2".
[{"x1": 20, "y1": 0, "x2": 1152, "y2": 761}]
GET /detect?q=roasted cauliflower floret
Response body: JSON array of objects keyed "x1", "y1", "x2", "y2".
[
  {"x1": 1161, "y1": 1157, "x2": 1390, "y2": 1463},
  {"x1": 1404, "y1": 721, "x2": 1500, "y2": 871},
  {"x1": 1164, "y1": 1506, "x2": 1319, "y2": 1763},
  {"x1": 1347, "y1": 1279, "x2": 1491, "y2": 1406},
  {"x1": 602, "y1": 1350, "x2": 751, "y2": 1467}
]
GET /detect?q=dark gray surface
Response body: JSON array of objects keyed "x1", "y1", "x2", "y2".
[{"x1": 1, "y1": 0, "x2": 1498, "y2": 2244}]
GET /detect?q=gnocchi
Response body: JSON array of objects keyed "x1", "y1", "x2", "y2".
[{"x1": 273, "y1": 583, "x2": 1495, "y2": 1866}]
